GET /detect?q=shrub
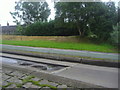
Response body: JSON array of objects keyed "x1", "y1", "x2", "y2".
[
  {"x1": 23, "y1": 20, "x2": 79, "y2": 36},
  {"x1": 110, "y1": 24, "x2": 120, "y2": 45}
]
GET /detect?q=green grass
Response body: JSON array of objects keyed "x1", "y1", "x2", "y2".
[
  {"x1": 21, "y1": 76, "x2": 57, "y2": 89},
  {"x1": 1, "y1": 40, "x2": 118, "y2": 53},
  {"x1": 2, "y1": 82, "x2": 14, "y2": 88}
]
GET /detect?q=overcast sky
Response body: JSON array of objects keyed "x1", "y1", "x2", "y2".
[{"x1": 0, "y1": 0, "x2": 118, "y2": 26}]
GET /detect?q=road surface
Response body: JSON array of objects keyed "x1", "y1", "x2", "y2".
[{"x1": 1, "y1": 44, "x2": 119, "y2": 61}]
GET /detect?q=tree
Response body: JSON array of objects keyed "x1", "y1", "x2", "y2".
[
  {"x1": 118, "y1": 7, "x2": 120, "y2": 23},
  {"x1": 55, "y1": 1, "x2": 117, "y2": 41},
  {"x1": 110, "y1": 23, "x2": 120, "y2": 44},
  {"x1": 55, "y1": 2, "x2": 88, "y2": 36},
  {"x1": 10, "y1": 1, "x2": 50, "y2": 25},
  {"x1": 87, "y1": 2, "x2": 117, "y2": 41}
]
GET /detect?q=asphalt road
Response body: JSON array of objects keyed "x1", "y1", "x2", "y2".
[{"x1": 1, "y1": 44, "x2": 119, "y2": 61}]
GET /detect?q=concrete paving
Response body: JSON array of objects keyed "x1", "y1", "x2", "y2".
[
  {"x1": 54, "y1": 64, "x2": 118, "y2": 88},
  {"x1": 1, "y1": 53, "x2": 77, "y2": 67},
  {"x1": 1, "y1": 44, "x2": 119, "y2": 60},
  {"x1": 1, "y1": 54, "x2": 119, "y2": 88}
]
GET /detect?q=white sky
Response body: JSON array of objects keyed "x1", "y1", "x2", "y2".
[{"x1": 0, "y1": 0, "x2": 119, "y2": 26}]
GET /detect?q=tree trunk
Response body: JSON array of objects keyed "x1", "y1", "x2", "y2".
[
  {"x1": 76, "y1": 20, "x2": 82, "y2": 36},
  {"x1": 78, "y1": 28, "x2": 82, "y2": 36},
  {"x1": 77, "y1": 24, "x2": 82, "y2": 36}
]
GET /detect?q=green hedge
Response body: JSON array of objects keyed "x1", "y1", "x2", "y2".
[{"x1": 23, "y1": 21, "x2": 79, "y2": 36}]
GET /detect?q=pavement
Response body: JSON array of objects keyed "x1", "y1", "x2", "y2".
[
  {"x1": 54, "y1": 64, "x2": 118, "y2": 88},
  {"x1": 0, "y1": 53, "x2": 119, "y2": 88},
  {"x1": 1, "y1": 67, "x2": 72, "y2": 89},
  {"x1": 1, "y1": 44, "x2": 119, "y2": 61}
]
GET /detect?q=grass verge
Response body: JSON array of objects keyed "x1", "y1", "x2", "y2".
[{"x1": 1, "y1": 40, "x2": 118, "y2": 53}]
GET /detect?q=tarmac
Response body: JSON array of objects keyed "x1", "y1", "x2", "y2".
[{"x1": 1, "y1": 44, "x2": 119, "y2": 60}]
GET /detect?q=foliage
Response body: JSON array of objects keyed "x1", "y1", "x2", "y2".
[
  {"x1": 110, "y1": 23, "x2": 120, "y2": 44},
  {"x1": 55, "y1": 2, "x2": 117, "y2": 41},
  {"x1": 10, "y1": 1, "x2": 118, "y2": 42},
  {"x1": 16, "y1": 24, "x2": 24, "y2": 35},
  {"x1": 88, "y1": 2, "x2": 117, "y2": 41},
  {"x1": 55, "y1": 2, "x2": 88, "y2": 36},
  {"x1": 10, "y1": 1, "x2": 50, "y2": 24},
  {"x1": 118, "y1": 7, "x2": 120, "y2": 23},
  {"x1": 23, "y1": 20, "x2": 79, "y2": 36}
]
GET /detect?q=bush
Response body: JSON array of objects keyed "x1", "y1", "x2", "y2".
[
  {"x1": 110, "y1": 24, "x2": 120, "y2": 45},
  {"x1": 23, "y1": 20, "x2": 79, "y2": 36}
]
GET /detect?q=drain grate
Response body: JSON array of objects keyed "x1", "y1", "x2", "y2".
[
  {"x1": 2, "y1": 57, "x2": 68, "y2": 72},
  {"x1": 19, "y1": 62, "x2": 33, "y2": 66},
  {"x1": 31, "y1": 65, "x2": 47, "y2": 70}
]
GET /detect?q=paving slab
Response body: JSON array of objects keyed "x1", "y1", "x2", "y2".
[
  {"x1": 2, "y1": 81, "x2": 9, "y2": 86},
  {"x1": 40, "y1": 87, "x2": 52, "y2": 90},
  {"x1": 31, "y1": 77, "x2": 42, "y2": 81},
  {"x1": 7, "y1": 84, "x2": 17, "y2": 88},
  {"x1": 10, "y1": 71, "x2": 26, "y2": 78},
  {"x1": 7, "y1": 77, "x2": 22, "y2": 84},
  {"x1": 57, "y1": 84, "x2": 68, "y2": 88},
  {"x1": 39, "y1": 80, "x2": 58, "y2": 87},
  {"x1": 23, "y1": 82, "x2": 40, "y2": 88},
  {"x1": 2, "y1": 67, "x2": 72, "y2": 89},
  {"x1": 54, "y1": 64, "x2": 118, "y2": 88}
]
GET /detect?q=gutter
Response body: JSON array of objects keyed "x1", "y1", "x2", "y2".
[{"x1": 1, "y1": 50, "x2": 119, "y2": 68}]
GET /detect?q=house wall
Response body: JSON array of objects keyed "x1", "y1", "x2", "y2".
[{"x1": 1, "y1": 26, "x2": 17, "y2": 35}]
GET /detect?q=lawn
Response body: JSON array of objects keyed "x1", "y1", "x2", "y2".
[{"x1": 1, "y1": 40, "x2": 118, "y2": 53}]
